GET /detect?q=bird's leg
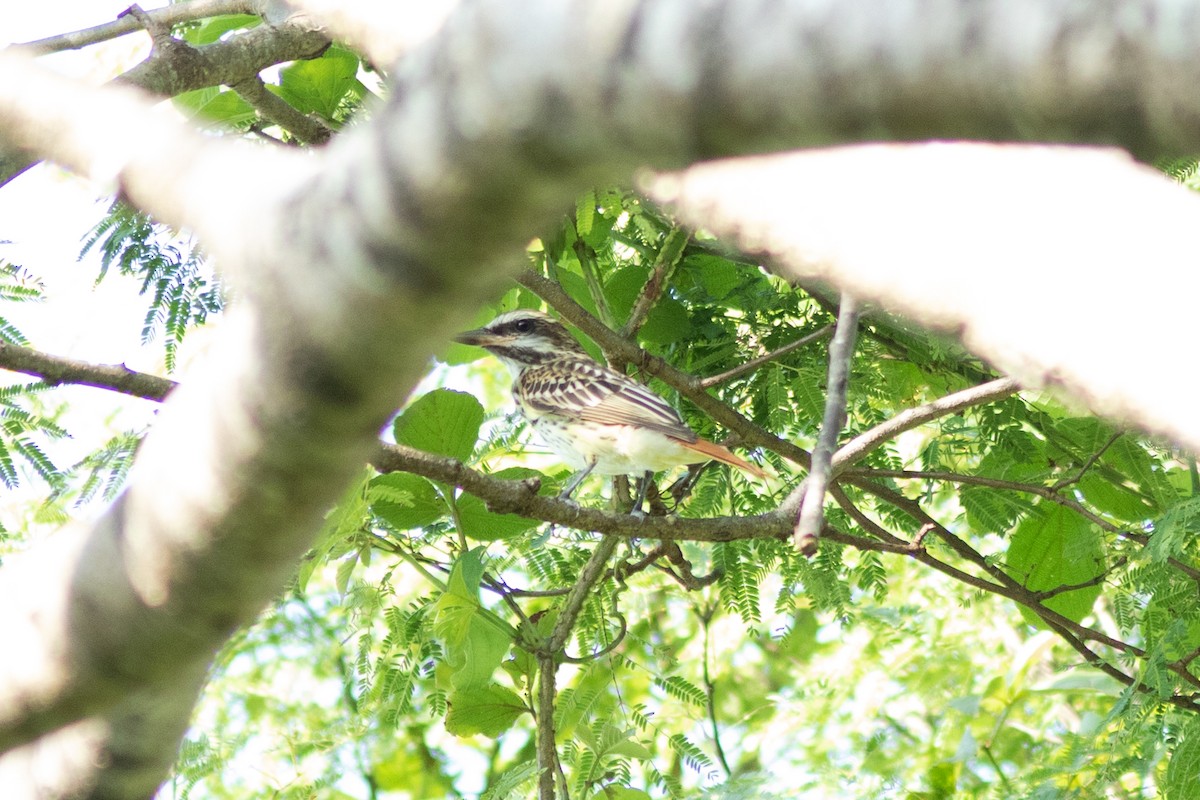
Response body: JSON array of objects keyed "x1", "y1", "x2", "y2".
[
  {"x1": 559, "y1": 458, "x2": 597, "y2": 500},
  {"x1": 667, "y1": 464, "x2": 708, "y2": 509},
  {"x1": 629, "y1": 470, "x2": 654, "y2": 516}
]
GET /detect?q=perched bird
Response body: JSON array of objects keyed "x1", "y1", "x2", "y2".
[{"x1": 455, "y1": 309, "x2": 766, "y2": 510}]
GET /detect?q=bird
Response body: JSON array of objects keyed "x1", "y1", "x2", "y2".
[{"x1": 454, "y1": 309, "x2": 766, "y2": 511}]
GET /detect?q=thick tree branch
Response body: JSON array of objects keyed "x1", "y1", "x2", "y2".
[
  {"x1": 230, "y1": 75, "x2": 334, "y2": 145},
  {"x1": 649, "y1": 143, "x2": 1200, "y2": 455},
  {"x1": 535, "y1": 654, "x2": 558, "y2": 800},
  {"x1": 0, "y1": 342, "x2": 177, "y2": 401},
  {"x1": 1, "y1": 9, "x2": 329, "y2": 189},
  {"x1": 8, "y1": 0, "x2": 1200, "y2": 791},
  {"x1": 530, "y1": 535, "x2": 620, "y2": 800},
  {"x1": 282, "y1": 0, "x2": 457, "y2": 66}
]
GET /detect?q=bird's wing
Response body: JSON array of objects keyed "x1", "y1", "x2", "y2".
[{"x1": 518, "y1": 359, "x2": 697, "y2": 441}]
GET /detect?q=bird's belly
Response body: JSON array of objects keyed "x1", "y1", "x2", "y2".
[{"x1": 532, "y1": 417, "x2": 696, "y2": 474}]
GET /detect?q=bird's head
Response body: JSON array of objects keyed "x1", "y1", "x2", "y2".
[{"x1": 455, "y1": 310, "x2": 588, "y2": 371}]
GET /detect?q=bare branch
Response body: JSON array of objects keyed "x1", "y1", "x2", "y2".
[
  {"x1": 831, "y1": 377, "x2": 1020, "y2": 474},
  {"x1": 795, "y1": 293, "x2": 859, "y2": 552},
  {"x1": 373, "y1": 443, "x2": 790, "y2": 542},
  {"x1": 13, "y1": 0, "x2": 259, "y2": 55},
  {"x1": 0, "y1": 342, "x2": 176, "y2": 401}
]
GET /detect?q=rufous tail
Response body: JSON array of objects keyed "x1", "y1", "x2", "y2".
[{"x1": 677, "y1": 437, "x2": 769, "y2": 480}]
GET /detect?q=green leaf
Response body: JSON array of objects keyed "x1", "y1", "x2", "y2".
[
  {"x1": 335, "y1": 552, "x2": 358, "y2": 595},
  {"x1": 444, "y1": 684, "x2": 528, "y2": 737},
  {"x1": 276, "y1": 45, "x2": 362, "y2": 120},
  {"x1": 1051, "y1": 417, "x2": 1117, "y2": 454},
  {"x1": 1149, "y1": 495, "x2": 1200, "y2": 562},
  {"x1": 790, "y1": 367, "x2": 827, "y2": 422},
  {"x1": 602, "y1": 265, "x2": 645, "y2": 325},
  {"x1": 1106, "y1": 436, "x2": 1177, "y2": 512},
  {"x1": 369, "y1": 471, "x2": 446, "y2": 530},
  {"x1": 603, "y1": 789, "x2": 653, "y2": 800},
  {"x1": 1077, "y1": 472, "x2": 1154, "y2": 522},
  {"x1": 182, "y1": 13, "x2": 260, "y2": 45},
  {"x1": 693, "y1": 255, "x2": 741, "y2": 300},
  {"x1": 655, "y1": 675, "x2": 707, "y2": 708},
  {"x1": 456, "y1": 493, "x2": 540, "y2": 541},
  {"x1": 575, "y1": 189, "x2": 596, "y2": 236},
  {"x1": 1030, "y1": 668, "x2": 1123, "y2": 695},
  {"x1": 961, "y1": 486, "x2": 1024, "y2": 534},
  {"x1": 1007, "y1": 505, "x2": 1105, "y2": 626},
  {"x1": 172, "y1": 87, "x2": 256, "y2": 127},
  {"x1": 638, "y1": 298, "x2": 689, "y2": 346},
  {"x1": 393, "y1": 389, "x2": 483, "y2": 462},
  {"x1": 1165, "y1": 720, "x2": 1200, "y2": 800},
  {"x1": 434, "y1": 548, "x2": 515, "y2": 691},
  {"x1": 552, "y1": 264, "x2": 600, "y2": 320}
]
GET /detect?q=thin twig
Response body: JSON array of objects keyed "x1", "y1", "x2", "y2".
[
  {"x1": 831, "y1": 377, "x2": 1020, "y2": 475},
  {"x1": 121, "y1": 4, "x2": 175, "y2": 46},
  {"x1": 847, "y1": 466, "x2": 1200, "y2": 584},
  {"x1": 547, "y1": 536, "x2": 620, "y2": 652},
  {"x1": 829, "y1": 485, "x2": 1007, "y2": 594},
  {"x1": 658, "y1": 541, "x2": 722, "y2": 589},
  {"x1": 795, "y1": 293, "x2": 860, "y2": 553},
  {"x1": 534, "y1": 535, "x2": 619, "y2": 800},
  {"x1": 699, "y1": 605, "x2": 733, "y2": 777},
  {"x1": 1051, "y1": 430, "x2": 1122, "y2": 491},
  {"x1": 1032, "y1": 558, "x2": 1125, "y2": 601},
  {"x1": 620, "y1": 226, "x2": 688, "y2": 338},
  {"x1": 14, "y1": 0, "x2": 258, "y2": 54},
  {"x1": 850, "y1": 479, "x2": 1185, "y2": 674},
  {"x1": 700, "y1": 324, "x2": 834, "y2": 388},
  {"x1": 574, "y1": 242, "x2": 613, "y2": 328}
]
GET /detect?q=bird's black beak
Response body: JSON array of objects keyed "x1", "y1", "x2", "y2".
[{"x1": 454, "y1": 328, "x2": 500, "y2": 347}]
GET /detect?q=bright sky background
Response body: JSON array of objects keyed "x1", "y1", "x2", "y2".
[
  {"x1": 3, "y1": 2, "x2": 154, "y2": 362},
  {"x1": 1, "y1": 4, "x2": 169, "y2": 530}
]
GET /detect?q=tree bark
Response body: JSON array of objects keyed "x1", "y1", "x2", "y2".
[{"x1": 2, "y1": 0, "x2": 1200, "y2": 795}]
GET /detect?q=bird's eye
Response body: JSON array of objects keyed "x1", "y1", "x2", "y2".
[{"x1": 514, "y1": 319, "x2": 533, "y2": 333}]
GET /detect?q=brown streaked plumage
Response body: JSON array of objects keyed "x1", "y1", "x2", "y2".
[{"x1": 455, "y1": 310, "x2": 766, "y2": 503}]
